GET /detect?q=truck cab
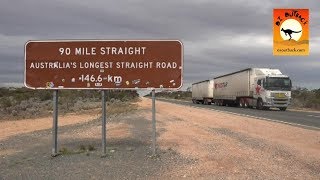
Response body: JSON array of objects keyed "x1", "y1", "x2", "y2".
[{"x1": 253, "y1": 71, "x2": 292, "y2": 111}]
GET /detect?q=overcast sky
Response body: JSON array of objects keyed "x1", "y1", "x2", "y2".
[{"x1": 1, "y1": 0, "x2": 319, "y2": 90}]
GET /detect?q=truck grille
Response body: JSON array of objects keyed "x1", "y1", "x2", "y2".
[
  {"x1": 274, "y1": 102, "x2": 287, "y2": 104},
  {"x1": 273, "y1": 99, "x2": 288, "y2": 101},
  {"x1": 273, "y1": 98, "x2": 289, "y2": 105}
]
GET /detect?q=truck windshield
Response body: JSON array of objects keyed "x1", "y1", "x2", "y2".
[{"x1": 265, "y1": 77, "x2": 291, "y2": 91}]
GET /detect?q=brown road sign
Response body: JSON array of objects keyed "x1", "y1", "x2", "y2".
[{"x1": 24, "y1": 40, "x2": 183, "y2": 89}]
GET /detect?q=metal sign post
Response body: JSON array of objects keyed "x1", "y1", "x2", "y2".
[
  {"x1": 52, "y1": 90, "x2": 59, "y2": 156},
  {"x1": 102, "y1": 90, "x2": 107, "y2": 156},
  {"x1": 152, "y1": 89, "x2": 156, "y2": 155}
]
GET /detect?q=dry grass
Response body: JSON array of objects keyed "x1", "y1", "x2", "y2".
[
  {"x1": 0, "y1": 87, "x2": 140, "y2": 121},
  {"x1": 106, "y1": 102, "x2": 139, "y2": 115}
]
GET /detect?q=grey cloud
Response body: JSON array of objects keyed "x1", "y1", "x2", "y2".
[
  {"x1": 0, "y1": 0, "x2": 294, "y2": 38},
  {"x1": 0, "y1": 0, "x2": 319, "y2": 89},
  {"x1": 193, "y1": 47, "x2": 320, "y2": 88},
  {"x1": 0, "y1": 54, "x2": 24, "y2": 83}
]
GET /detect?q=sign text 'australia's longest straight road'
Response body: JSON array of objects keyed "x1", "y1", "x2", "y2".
[{"x1": 25, "y1": 40, "x2": 183, "y2": 89}]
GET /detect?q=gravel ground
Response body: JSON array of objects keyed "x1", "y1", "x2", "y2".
[
  {"x1": 0, "y1": 98, "x2": 319, "y2": 179},
  {"x1": 0, "y1": 109, "x2": 194, "y2": 179}
]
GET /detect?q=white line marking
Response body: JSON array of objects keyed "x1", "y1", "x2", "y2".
[
  {"x1": 157, "y1": 98, "x2": 320, "y2": 131},
  {"x1": 204, "y1": 107, "x2": 320, "y2": 131},
  {"x1": 308, "y1": 115, "x2": 320, "y2": 118}
]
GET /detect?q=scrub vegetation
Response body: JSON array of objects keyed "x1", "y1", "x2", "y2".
[
  {"x1": 290, "y1": 87, "x2": 320, "y2": 110},
  {"x1": 0, "y1": 87, "x2": 139, "y2": 120}
]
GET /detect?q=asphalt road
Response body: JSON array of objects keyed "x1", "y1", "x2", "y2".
[{"x1": 157, "y1": 98, "x2": 320, "y2": 130}]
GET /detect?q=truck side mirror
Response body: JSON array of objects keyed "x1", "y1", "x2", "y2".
[{"x1": 257, "y1": 80, "x2": 261, "y2": 86}]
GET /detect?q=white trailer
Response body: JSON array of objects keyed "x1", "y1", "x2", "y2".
[
  {"x1": 213, "y1": 68, "x2": 292, "y2": 111},
  {"x1": 192, "y1": 80, "x2": 214, "y2": 105}
]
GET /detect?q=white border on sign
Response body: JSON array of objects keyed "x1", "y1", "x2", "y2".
[{"x1": 24, "y1": 39, "x2": 184, "y2": 90}]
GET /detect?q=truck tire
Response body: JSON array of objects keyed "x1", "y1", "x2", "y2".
[
  {"x1": 204, "y1": 99, "x2": 208, "y2": 105},
  {"x1": 239, "y1": 98, "x2": 244, "y2": 108},
  {"x1": 279, "y1": 107, "x2": 287, "y2": 111},
  {"x1": 257, "y1": 99, "x2": 263, "y2": 110},
  {"x1": 244, "y1": 100, "x2": 249, "y2": 108}
]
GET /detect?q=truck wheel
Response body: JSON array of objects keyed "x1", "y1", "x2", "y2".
[
  {"x1": 257, "y1": 99, "x2": 263, "y2": 110},
  {"x1": 244, "y1": 100, "x2": 249, "y2": 108},
  {"x1": 279, "y1": 107, "x2": 287, "y2": 111},
  {"x1": 203, "y1": 99, "x2": 207, "y2": 105},
  {"x1": 204, "y1": 99, "x2": 210, "y2": 105},
  {"x1": 239, "y1": 99, "x2": 244, "y2": 108}
]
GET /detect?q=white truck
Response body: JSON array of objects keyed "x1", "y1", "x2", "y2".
[
  {"x1": 192, "y1": 80, "x2": 214, "y2": 105},
  {"x1": 213, "y1": 68, "x2": 292, "y2": 111}
]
